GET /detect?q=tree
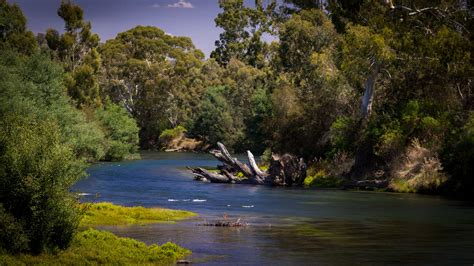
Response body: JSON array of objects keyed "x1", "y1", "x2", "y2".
[
  {"x1": 211, "y1": 0, "x2": 276, "y2": 67},
  {"x1": 0, "y1": 0, "x2": 37, "y2": 55},
  {"x1": 46, "y1": 0, "x2": 101, "y2": 107},
  {"x1": 100, "y1": 26, "x2": 205, "y2": 148},
  {"x1": 0, "y1": 114, "x2": 85, "y2": 253},
  {"x1": 192, "y1": 86, "x2": 244, "y2": 150},
  {"x1": 95, "y1": 100, "x2": 140, "y2": 161}
]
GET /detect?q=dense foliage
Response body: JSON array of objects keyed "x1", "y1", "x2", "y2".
[
  {"x1": 0, "y1": 0, "x2": 473, "y2": 259},
  {"x1": 0, "y1": 0, "x2": 140, "y2": 255},
  {"x1": 0, "y1": 115, "x2": 85, "y2": 253}
]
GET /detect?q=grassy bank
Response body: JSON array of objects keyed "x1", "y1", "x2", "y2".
[
  {"x1": 1, "y1": 203, "x2": 196, "y2": 265},
  {"x1": 0, "y1": 229, "x2": 190, "y2": 265},
  {"x1": 80, "y1": 202, "x2": 197, "y2": 227}
]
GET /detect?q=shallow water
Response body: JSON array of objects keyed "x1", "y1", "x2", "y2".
[{"x1": 73, "y1": 151, "x2": 474, "y2": 265}]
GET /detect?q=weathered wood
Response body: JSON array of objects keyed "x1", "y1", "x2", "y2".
[
  {"x1": 190, "y1": 143, "x2": 306, "y2": 187},
  {"x1": 211, "y1": 142, "x2": 253, "y2": 178},
  {"x1": 268, "y1": 154, "x2": 307, "y2": 186},
  {"x1": 247, "y1": 151, "x2": 267, "y2": 184},
  {"x1": 190, "y1": 167, "x2": 230, "y2": 183}
]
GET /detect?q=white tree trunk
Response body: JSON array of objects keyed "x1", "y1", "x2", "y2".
[{"x1": 360, "y1": 58, "x2": 380, "y2": 119}]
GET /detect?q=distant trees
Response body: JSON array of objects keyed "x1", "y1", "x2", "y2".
[{"x1": 100, "y1": 26, "x2": 205, "y2": 148}]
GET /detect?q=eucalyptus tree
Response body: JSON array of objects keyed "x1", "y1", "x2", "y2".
[
  {"x1": 45, "y1": 0, "x2": 101, "y2": 107},
  {"x1": 211, "y1": 0, "x2": 277, "y2": 67},
  {"x1": 0, "y1": 0, "x2": 37, "y2": 55},
  {"x1": 100, "y1": 26, "x2": 205, "y2": 148}
]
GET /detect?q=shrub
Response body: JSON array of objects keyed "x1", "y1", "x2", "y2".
[
  {"x1": 0, "y1": 204, "x2": 29, "y2": 253},
  {"x1": 96, "y1": 101, "x2": 139, "y2": 161},
  {"x1": 0, "y1": 49, "x2": 107, "y2": 162},
  {"x1": 329, "y1": 116, "x2": 355, "y2": 154},
  {"x1": 304, "y1": 168, "x2": 343, "y2": 188},
  {"x1": 0, "y1": 114, "x2": 85, "y2": 253},
  {"x1": 389, "y1": 139, "x2": 447, "y2": 193},
  {"x1": 159, "y1": 125, "x2": 187, "y2": 146},
  {"x1": 442, "y1": 113, "x2": 474, "y2": 198}
]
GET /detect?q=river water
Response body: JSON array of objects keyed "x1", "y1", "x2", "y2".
[{"x1": 73, "y1": 152, "x2": 474, "y2": 265}]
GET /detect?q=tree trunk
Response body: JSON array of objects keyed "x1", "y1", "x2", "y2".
[
  {"x1": 360, "y1": 58, "x2": 380, "y2": 120},
  {"x1": 349, "y1": 58, "x2": 381, "y2": 180},
  {"x1": 190, "y1": 142, "x2": 306, "y2": 186}
]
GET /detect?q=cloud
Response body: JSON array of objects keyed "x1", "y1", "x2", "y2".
[
  {"x1": 151, "y1": 4, "x2": 161, "y2": 8},
  {"x1": 167, "y1": 0, "x2": 193, "y2": 8}
]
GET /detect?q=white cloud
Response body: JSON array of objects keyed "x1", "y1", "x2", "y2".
[
  {"x1": 151, "y1": 4, "x2": 161, "y2": 8},
  {"x1": 167, "y1": 0, "x2": 193, "y2": 8}
]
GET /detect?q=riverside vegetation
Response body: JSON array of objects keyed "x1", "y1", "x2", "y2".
[
  {"x1": 1, "y1": 202, "x2": 196, "y2": 264},
  {"x1": 0, "y1": 0, "x2": 472, "y2": 263}
]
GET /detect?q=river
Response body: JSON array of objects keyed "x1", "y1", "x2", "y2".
[{"x1": 73, "y1": 152, "x2": 474, "y2": 265}]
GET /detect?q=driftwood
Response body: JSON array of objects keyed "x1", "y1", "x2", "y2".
[{"x1": 191, "y1": 142, "x2": 306, "y2": 186}]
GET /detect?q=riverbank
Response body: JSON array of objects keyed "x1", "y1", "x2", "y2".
[{"x1": 0, "y1": 203, "x2": 196, "y2": 265}]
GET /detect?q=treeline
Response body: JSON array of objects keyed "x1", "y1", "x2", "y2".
[
  {"x1": 2, "y1": 0, "x2": 473, "y2": 198},
  {"x1": 93, "y1": 0, "x2": 473, "y2": 197}
]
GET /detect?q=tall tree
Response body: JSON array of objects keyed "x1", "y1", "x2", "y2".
[
  {"x1": 0, "y1": 0, "x2": 37, "y2": 55},
  {"x1": 211, "y1": 0, "x2": 276, "y2": 67},
  {"x1": 100, "y1": 26, "x2": 205, "y2": 148},
  {"x1": 46, "y1": 0, "x2": 101, "y2": 107}
]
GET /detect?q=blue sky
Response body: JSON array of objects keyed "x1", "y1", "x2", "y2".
[{"x1": 13, "y1": 0, "x2": 250, "y2": 57}]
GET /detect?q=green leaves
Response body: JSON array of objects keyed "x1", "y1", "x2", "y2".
[
  {"x1": 0, "y1": 114, "x2": 85, "y2": 253},
  {"x1": 211, "y1": 0, "x2": 274, "y2": 67},
  {"x1": 95, "y1": 101, "x2": 139, "y2": 161},
  {"x1": 100, "y1": 26, "x2": 205, "y2": 147},
  {"x1": 0, "y1": 0, "x2": 37, "y2": 55}
]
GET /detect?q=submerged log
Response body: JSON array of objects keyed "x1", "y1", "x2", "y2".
[{"x1": 190, "y1": 142, "x2": 306, "y2": 186}]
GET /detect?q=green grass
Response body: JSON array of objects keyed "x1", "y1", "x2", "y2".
[
  {"x1": 80, "y1": 202, "x2": 197, "y2": 227},
  {"x1": 0, "y1": 228, "x2": 190, "y2": 265},
  {"x1": 388, "y1": 178, "x2": 417, "y2": 193},
  {"x1": 304, "y1": 170, "x2": 343, "y2": 188}
]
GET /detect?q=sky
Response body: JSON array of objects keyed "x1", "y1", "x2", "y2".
[{"x1": 12, "y1": 0, "x2": 241, "y2": 57}]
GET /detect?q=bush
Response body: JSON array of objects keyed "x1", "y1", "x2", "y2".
[
  {"x1": 96, "y1": 101, "x2": 139, "y2": 161},
  {"x1": 389, "y1": 139, "x2": 447, "y2": 193},
  {"x1": 0, "y1": 49, "x2": 107, "y2": 162},
  {"x1": 0, "y1": 204, "x2": 29, "y2": 253},
  {"x1": 442, "y1": 113, "x2": 474, "y2": 198},
  {"x1": 159, "y1": 125, "x2": 187, "y2": 145},
  {"x1": 304, "y1": 168, "x2": 343, "y2": 188},
  {"x1": 0, "y1": 114, "x2": 85, "y2": 253}
]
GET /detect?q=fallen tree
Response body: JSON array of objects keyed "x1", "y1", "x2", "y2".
[{"x1": 190, "y1": 142, "x2": 307, "y2": 186}]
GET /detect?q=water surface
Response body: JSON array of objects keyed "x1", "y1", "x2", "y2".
[{"x1": 73, "y1": 152, "x2": 474, "y2": 265}]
